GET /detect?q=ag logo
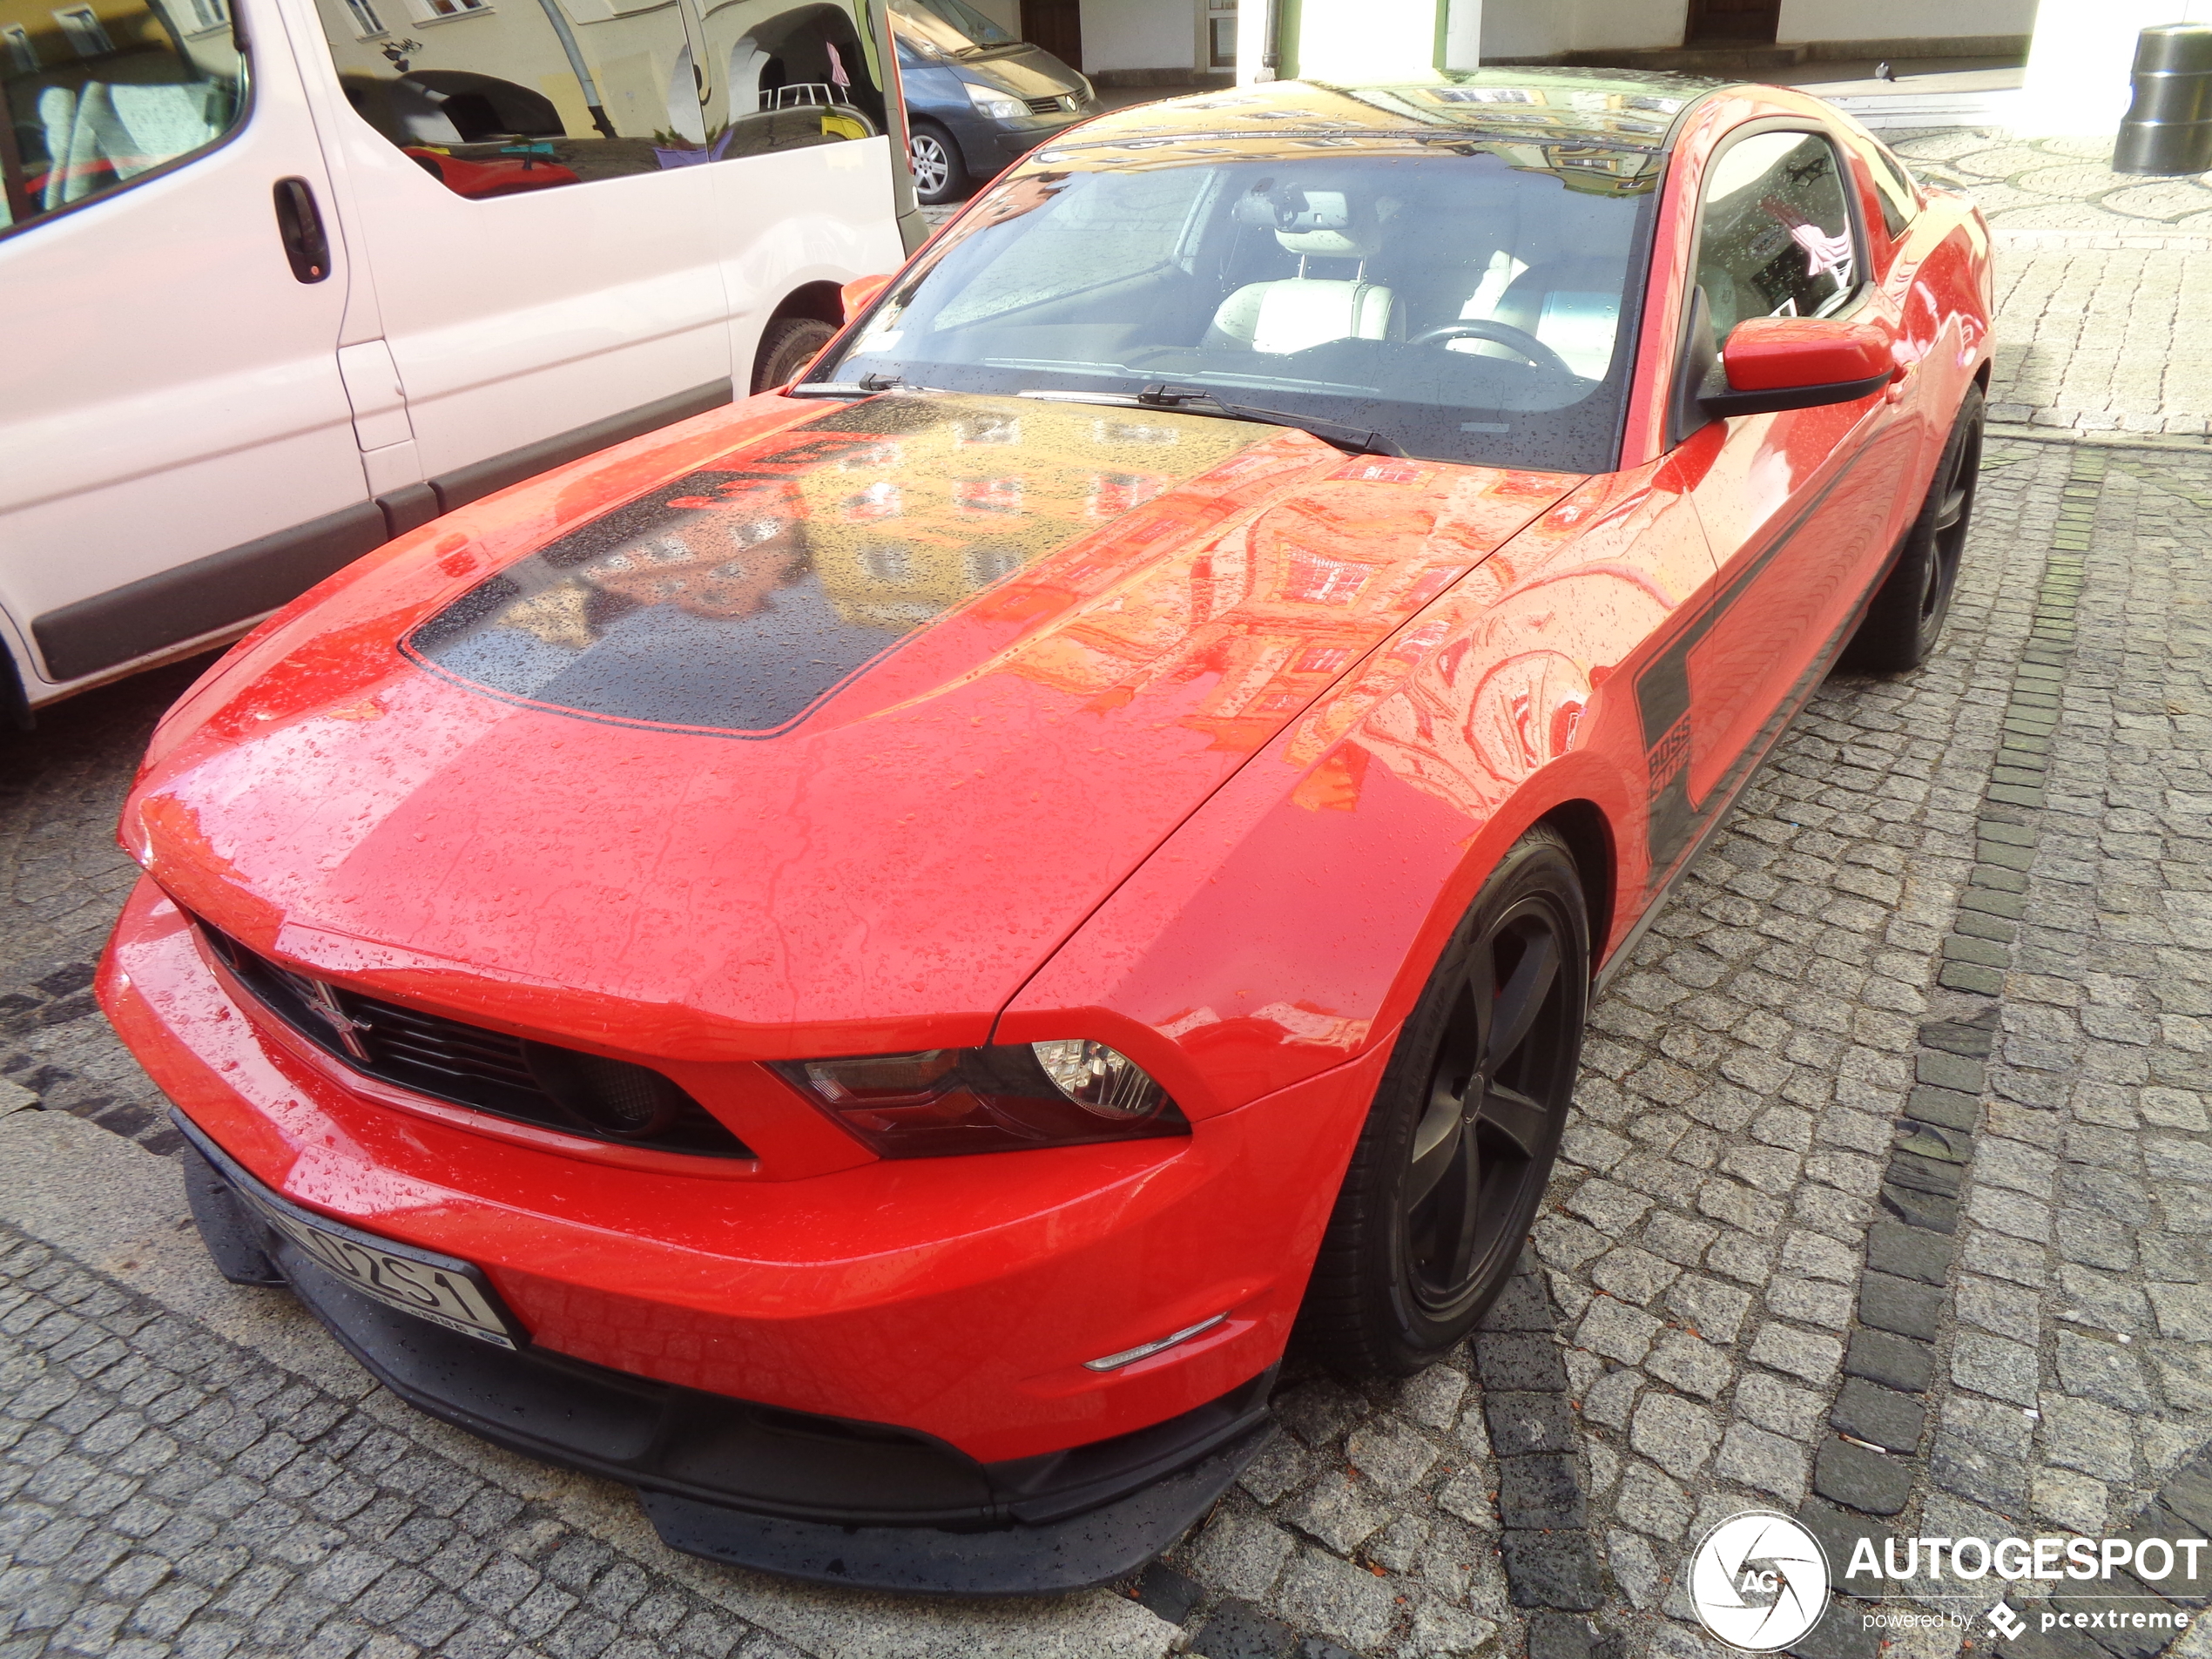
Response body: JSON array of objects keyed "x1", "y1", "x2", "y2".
[{"x1": 1688, "y1": 1511, "x2": 1831, "y2": 1651}]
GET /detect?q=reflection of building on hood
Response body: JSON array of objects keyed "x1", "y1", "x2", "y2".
[{"x1": 585, "y1": 518, "x2": 806, "y2": 621}]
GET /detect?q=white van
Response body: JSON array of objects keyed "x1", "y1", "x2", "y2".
[{"x1": 0, "y1": 0, "x2": 922, "y2": 721}]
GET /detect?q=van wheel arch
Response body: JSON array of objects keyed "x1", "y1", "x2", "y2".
[{"x1": 749, "y1": 284, "x2": 848, "y2": 394}]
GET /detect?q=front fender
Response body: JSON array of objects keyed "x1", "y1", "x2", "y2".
[{"x1": 995, "y1": 461, "x2": 1714, "y2": 1117}]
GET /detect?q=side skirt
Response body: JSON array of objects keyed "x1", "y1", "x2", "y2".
[{"x1": 1594, "y1": 527, "x2": 1908, "y2": 995}]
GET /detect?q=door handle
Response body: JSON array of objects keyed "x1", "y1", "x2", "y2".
[{"x1": 273, "y1": 177, "x2": 332, "y2": 284}]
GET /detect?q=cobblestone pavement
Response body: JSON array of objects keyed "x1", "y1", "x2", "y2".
[
  {"x1": 7, "y1": 386, "x2": 2212, "y2": 1659},
  {"x1": 1886, "y1": 132, "x2": 2212, "y2": 441}
]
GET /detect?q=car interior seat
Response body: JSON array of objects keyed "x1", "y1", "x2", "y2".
[
  {"x1": 1205, "y1": 189, "x2": 1395, "y2": 355},
  {"x1": 1480, "y1": 254, "x2": 1630, "y2": 371}
]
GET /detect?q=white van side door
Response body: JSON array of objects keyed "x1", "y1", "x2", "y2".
[
  {"x1": 0, "y1": 0, "x2": 374, "y2": 698},
  {"x1": 688, "y1": 0, "x2": 906, "y2": 378},
  {"x1": 281, "y1": 0, "x2": 734, "y2": 521}
]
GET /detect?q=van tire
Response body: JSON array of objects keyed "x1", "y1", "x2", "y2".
[{"x1": 752, "y1": 317, "x2": 839, "y2": 394}]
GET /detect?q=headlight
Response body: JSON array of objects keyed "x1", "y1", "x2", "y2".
[
  {"x1": 773, "y1": 1042, "x2": 1186, "y2": 1157},
  {"x1": 963, "y1": 81, "x2": 1027, "y2": 120}
]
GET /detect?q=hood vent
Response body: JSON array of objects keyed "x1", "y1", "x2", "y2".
[{"x1": 194, "y1": 921, "x2": 753, "y2": 1159}]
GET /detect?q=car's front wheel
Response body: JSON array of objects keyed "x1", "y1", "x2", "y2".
[
  {"x1": 907, "y1": 120, "x2": 967, "y2": 205},
  {"x1": 1298, "y1": 824, "x2": 1588, "y2": 1374},
  {"x1": 1844, "y1": 382, "x2": 1985, "y2": 674}
]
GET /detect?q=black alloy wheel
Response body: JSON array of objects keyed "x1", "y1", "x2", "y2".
[
  {"x1": 1298, "y1": 825, "x2": 1588, "y2": 1373},
  {"x1": 907, "y1": 120, "x2": 966, "y2": 206},
  {"x1": 1843, "y1": 382, "x2": 1985, "y2": 674}
]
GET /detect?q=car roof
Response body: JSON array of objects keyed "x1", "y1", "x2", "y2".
[
  {"x1": 1019, "y1": 69, "x2": 1759, "y2": 196},
  {"x1": 1063, "y1": 68, "x2": 1737, "y2": 152}
]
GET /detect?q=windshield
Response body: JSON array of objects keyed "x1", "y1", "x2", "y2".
[
  {"x1": 809, "y1": 145, "x2": 1656, "y2": 473},
  {"x1": 889, "y1": 0, "x2": 1015, "y2": 57}
]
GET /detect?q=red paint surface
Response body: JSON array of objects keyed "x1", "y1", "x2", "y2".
[{"x1": 105, "y1": 86, "x2": 1993, "y2": 1459}]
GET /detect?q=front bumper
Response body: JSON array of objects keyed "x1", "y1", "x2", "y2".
[
  {"x1": 178, "y1": 1113, "x2": 1271, "y2": 1592},
  {"x1": 102, "y1": 876, "x2": 1383, "y2": 1588},
  {"x1": 988, "y1": 110, "x2": 1090, "y2": 165}
]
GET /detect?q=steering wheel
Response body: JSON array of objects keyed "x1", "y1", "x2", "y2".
[{"x1": 1409, "y1": 320, "x2": 1575, "y2": 377}]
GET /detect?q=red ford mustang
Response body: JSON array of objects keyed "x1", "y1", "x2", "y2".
[{"x1": 101, "y1": 69, "x2": 1989, "y2": 1595}]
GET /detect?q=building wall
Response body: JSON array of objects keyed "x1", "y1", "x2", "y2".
[
  {"x1": 1479, "y1": 0, "x2": 1685, "y2": 58},
  {"x1": 1775, "y1": 0, "x2": 2033, "y2": 44},
  {"x1": 966, "y1": 0, "x2": 1021, "y2": 37},
  {"x1": 1079, "y1": 0, "x2": 1199, "y2": 69}
]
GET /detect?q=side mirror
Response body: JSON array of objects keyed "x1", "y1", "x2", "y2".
[
  {"x1": 841, "y1": 273, "x2": 894, "y2": 323},
  {"x1": 1700, "y1": 316, "x2": 1894, "y2": 418}
]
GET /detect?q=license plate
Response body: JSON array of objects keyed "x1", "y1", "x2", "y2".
[
  {"x1": 245, "y1": 1193, "x2": 523, "y2": 1349},
  {"x1": 174, "y1": 1111, "x2": 526, "y2": 1349}
]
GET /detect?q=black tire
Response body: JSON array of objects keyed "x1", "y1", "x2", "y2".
[
  {"x1": 1297, "y1": 824, "x2": 1590, "y2": 1375},
  {"x1": 1842, "y1": 383, "x2": 1984, "y2": 674},
  {"x1": 751, "y1": 315, "x2": 837, "y2": 394},
  {"x1": 907, "y1": 119, "x2": 967, "y2": 206}
]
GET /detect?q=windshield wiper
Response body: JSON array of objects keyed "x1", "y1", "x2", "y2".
[
  {"x1": 790, "y1": 373, "x2": 906, "y2": 398},
  {"x1": 1020, "y1": 384, "x2": 1394, "y2": 455}
]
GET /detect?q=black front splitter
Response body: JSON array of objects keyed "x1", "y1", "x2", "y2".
[
  {"x1": 175, "y1": 1112, "x2": 1272, "y2": 1595},
  {"x1": 641, "y1": 1432, "x2": 1264, "y2": 1595}
]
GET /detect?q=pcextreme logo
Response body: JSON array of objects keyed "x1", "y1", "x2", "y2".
[{"x1": 1688, "y1": 1512, "x2": 1830, "y2": 1652}]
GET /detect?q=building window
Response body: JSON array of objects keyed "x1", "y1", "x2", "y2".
[
  {"x1": 52, "y1": 6, "x2": 114, "y2": 56},
  {"x1": 341, "y1": 0, "x2": 385, "y2": 31},
  {"x1": 182, "y1": 0, "x2": 230, "y2": 30},
  {"x1": 2, "y1": 22, "x2": 37, "y2": 68},
  {"x1": 419, "y1": 0, "x2": 488, "y2": 18},
  {"x1": 1208, "y1": 0, "x2": 1235, "y2": 67}
]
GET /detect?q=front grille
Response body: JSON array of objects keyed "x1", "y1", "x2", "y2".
[
  {"x1": 198, "y1": 921, "x2": 753, "y2": 1159},
  {"x1": 1025, "y1": 94, "x2": 1070, "y2": 115}
]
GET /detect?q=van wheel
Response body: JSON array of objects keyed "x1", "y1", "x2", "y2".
[
  {"x1": 1297, "y1": 825, "x2": 1588, "y2": 1374},
  {"x1": 751, "y1": 316, "x2": 837, "y2": 394},
  {"x1": 907, "y1": 121, "x2": 966, "y2": 205},
  {"x1": 1843, "y1": 383, "x2": 1984, "y2": 674}
]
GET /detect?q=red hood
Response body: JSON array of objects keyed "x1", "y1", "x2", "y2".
[{"x1": 126, "y1": 392, "x2": 1580, "y2": 1058}]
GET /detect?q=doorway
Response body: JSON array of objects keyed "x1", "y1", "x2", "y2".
[
  {"x1": 1684, "y1": 0, "x2": 1780, "y2": 44},
  {"x1": 1021, "y1": 0, "x2": 1082, "y2": 65}
]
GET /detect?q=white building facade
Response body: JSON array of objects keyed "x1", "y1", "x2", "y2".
[{"x1": 966, "y1": 0, "x2": 2039, "y2": 84}]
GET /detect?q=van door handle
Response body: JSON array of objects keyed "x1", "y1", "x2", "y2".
[{"x1": 273, "y1": 177, "x2": 332, "y2": 284}]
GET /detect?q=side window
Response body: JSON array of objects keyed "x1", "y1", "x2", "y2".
[
  {"x1": 0, "y1": 0, "x2": 247, "y2": 235},
  {"x1": 1695, "y1": 130, "x2": 1859, "y2": 340},
  {"x1": 696, "y1": 0, "x2": 883, "y2": 161},
  {"x1": 311, "y1": 0, "x2": 711, "y2": 197},
  {"x1": 1865, "y1": 142, "x2": 1919, "y2": 241}
]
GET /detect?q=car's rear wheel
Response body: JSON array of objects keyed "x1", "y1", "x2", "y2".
[
  {"x1": 907, "y1": 120, "x2": 967, "y2": 206},
  {"x1": 751, "y1": 315, "x2": 838, "y2": 394},
  {"x1": 1843, "y1": 383, "x2": 1984, "y2": 674},
  {"x1": 1298, "y1": 824, "x2": 1588, "y2": 1374}
]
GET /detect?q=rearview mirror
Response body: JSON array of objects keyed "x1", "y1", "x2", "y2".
[
  {"x1": 1700, "y1": 316, "x2": 1894, "y2": 418},
  {"x1": 841, "y1": 273, "x2": 894, "y2": 323}
]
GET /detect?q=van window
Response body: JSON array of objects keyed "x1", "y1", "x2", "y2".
[
  {"x1": 695, "y1": 0, "x2": 884, "y2": 159},
  {"x1": 312, "y1": 0, "x2": 710, "y2": 195},
  {"x1": 0, "y1": 0, "x2": 247, "y2": 234}
]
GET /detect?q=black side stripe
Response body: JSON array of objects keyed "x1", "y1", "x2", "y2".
[{"x1": 1632, "y1": 441, "x2": 1878, "y2": 874}]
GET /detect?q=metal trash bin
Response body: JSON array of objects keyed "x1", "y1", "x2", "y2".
[{"x1": 2114, "y1": 23, "x2": 2212, "y2": 176}]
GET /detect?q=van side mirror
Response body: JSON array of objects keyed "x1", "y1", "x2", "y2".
[
  {"x1": 1701, "y1": 316, "x2": 1894, "y2": 417},
  {"x1": 841, "y1": 273, "x2": 894, "y2": 322}
]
